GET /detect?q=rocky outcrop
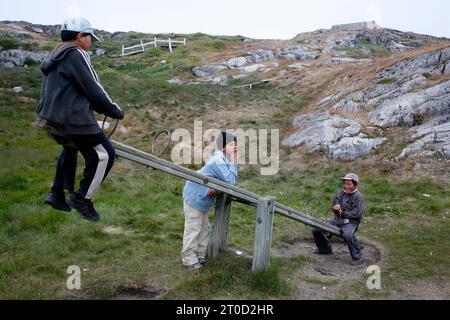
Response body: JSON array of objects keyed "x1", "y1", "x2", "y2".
[
  {"x1": 321, "y1": 29, "x2": 432, "y2": 54},
  {"x1": 0, "y1": 21, "x2": 60, "y2": 40},
  {"x1": 239, "y1": 64, "x2": 267, "y2": 73},
  {"x1": 276, "y1": 45, "x2": 320, "y2": 61},
  {"x1": 167, "y1": 77, "x2": 184, "y2": 85},
  {"x1": 193, "y1": 51, "x2": 274, "y2": 78},
  {"x1": 226, "y1": 57, "x2": 248, "y2": 68},
  {"x1": 323, "y1": 33, "x2": 359, "y2": 53},
  {"x1": 288, "y1": 63, "x2": 312, "y2": 69},
  {"x1": 380, "y1": 47, "x2": 450, "y2": 79},
  {"x1": 187, "y1": 75, "x2": 230, "y2": 86},
  {"x1": 225, "y1": 50, "x2": 274, "y2": 68},
  {"x1": 326, "y1": 47, "x2": 450, "y2": 115},
  {"x1": 368, "y1": 80, "x2": 450, "y2": 127},
  {"x1": 191, "y1": 64, "x2": 226, "y2": 77},
  {"x1": 209, "y1": 75, "x2": 229, "y2": 85},
  {"x1": 314, "y1": 46, "x2": 450, "y2": 161},
  {"x1": 398, "y1": 116, "x2": 450, "y2": 159},
  {"x1": 282, "y1": 113, "x2": 386, "y2": 160},
  {"x1": 0, "y1": 49, "x2": 48, "y2": 67},
  {"x1": 357, "y1": 29, "x2": 427, "y2": 51},
  {"x1": 328, "y1": 135, "x2": 386, "y2": 160},
  {"x1": 94, "y1": 48, "x2": 107, "y2": 56},
  {"x1": 246, "y1": 50, "x2": 274, "y2": 64},
  {"x1": 326, "y1": 57, "x2": 371, "y2": 64}
]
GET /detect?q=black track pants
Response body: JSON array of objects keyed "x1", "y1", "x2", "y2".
[{"x1": 52, "y1": 132, "x2": 115, "y2": 200}]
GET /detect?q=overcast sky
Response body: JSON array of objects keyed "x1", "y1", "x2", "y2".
[{"x1": 0, "y1": 0, "x2": 448, "y2": 39}]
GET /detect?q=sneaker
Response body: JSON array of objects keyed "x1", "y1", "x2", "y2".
[
  {"x1": 186, "y1": 262, "x2": 202, "y2": 270},
  {"x1": 67, "y1": 193, "x2": 100, "y2": 222},
  {"x1": 198, "y1": 257, "x2": 208, "y2": 265},
  {"x1": 350, "y1": 256, "x2": 365, "y2": 266},
  {"x1": 45, "y1": 191, "x2": 71, "y2": 212},
  {"x1": 313, "y1": 248, "x2": 332, "y2": 255}
]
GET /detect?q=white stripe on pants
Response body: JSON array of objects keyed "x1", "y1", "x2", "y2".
[
  {"x1": 181, "y1": 202, "x2": 210, "y2": 266},
  {"x1": 85, "y1": 144, "x2": 109, "y2": 200}
]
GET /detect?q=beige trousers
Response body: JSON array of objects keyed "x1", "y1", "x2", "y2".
[{"x1": 181, "y1": 202, "x2": 211, "y2": 266}]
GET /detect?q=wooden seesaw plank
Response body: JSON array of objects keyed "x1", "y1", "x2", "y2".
[{"x1": 111, "y1": 140, "x2": 342, "y2": 237}]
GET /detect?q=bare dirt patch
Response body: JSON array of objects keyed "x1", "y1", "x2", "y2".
[
  {"x1": 272, "y1": 236, "x2": 385, "y2": 299},
  {"x1": 111, "y1": 284, "x2": 166, "y2": 300},
  {"x1": 387, "y1": 279, "x2": 450, "y2": 300},
  {"x1": 102, "y1": 226, "x2": 131, "y2": 236}
]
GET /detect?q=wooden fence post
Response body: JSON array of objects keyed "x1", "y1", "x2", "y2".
[
  {"x1": 252, "y1": 196, "x2": 275, "y2": 271},
  {"x1": 169, "y1": 38, "x2": 173, "y2": 53},
  {"x1": 209, "y1": 193, "x2": 232, "y2": 258},
  {"x1": 154, "y1": 37, "x2": 157, "y2": 47}
]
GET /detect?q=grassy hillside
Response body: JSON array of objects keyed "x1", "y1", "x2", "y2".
[{"x1": 0, "y1": 32, "x2": 449, "y2": 299}]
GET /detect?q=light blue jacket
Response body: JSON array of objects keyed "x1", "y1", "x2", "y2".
[{"x1": 183, "y1": 150, "x2": 239, "y2": 213}]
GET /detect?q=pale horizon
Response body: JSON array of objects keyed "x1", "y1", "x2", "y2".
[{"x1": 0, "y1": 0, "x2": 449, "y2": 40}]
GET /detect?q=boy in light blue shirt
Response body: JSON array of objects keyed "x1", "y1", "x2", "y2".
[{"x1": 181, "y1": 132, "x2": 238, "y2": 270}]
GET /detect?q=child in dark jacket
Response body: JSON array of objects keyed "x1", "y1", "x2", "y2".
[
  {"x1": 312, "y1": 173, "x2": 366, "y2": 265},
  {"x1": 37, "y1": 17, "x2": 124, "y2": 222}
]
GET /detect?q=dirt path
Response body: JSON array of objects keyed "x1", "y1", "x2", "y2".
[
  {"x1": 273, "y1": 235, "x2": 450, "y2": 300},
  {"x1": 272, "y1": 235, "x2": 386, "y2": 299},
  {"x1": 111, "y1": 284, "x2": 166, "y2": 300}
]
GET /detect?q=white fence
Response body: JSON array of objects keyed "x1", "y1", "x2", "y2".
[{"x1": 121, "y1": 37, "x2": 187, "y2": 56}]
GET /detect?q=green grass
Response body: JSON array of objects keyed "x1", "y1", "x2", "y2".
[
  {"x1": 377, "y1": 77, "x2": 397, "y2": 84},
  {"x1": 0, "y1": 35, "x2": 55, "y2": 52},
  {"x1": 335, "y1": 40, "x2": 391, "y2": 59},
  {"x1": 0, "y1": 35, "x2": 22, "y2": 50},
  {"x1": 163, "y1": 255, "x2": 304, "y2": 299},
  {"x1": 0, "y1": 33, "x2": 449, "y2": 299}
]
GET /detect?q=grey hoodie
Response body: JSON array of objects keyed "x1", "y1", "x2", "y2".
[
  {"x1": 36, "y1": 43, "x2": 124, "y2": 135},
  {"x1": 332, "y1": 189, "x2": 365, "y2": 224}
]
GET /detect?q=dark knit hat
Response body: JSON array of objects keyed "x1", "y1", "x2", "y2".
[{"x1": 217, "y1": 132, "x2": 237, "y2": 150}]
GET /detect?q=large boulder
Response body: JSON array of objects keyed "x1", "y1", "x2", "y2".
[
  {"x1": 323, "y1": 34, "x2": 357, "y2": 53},
  {"x1": 288, "y1": 62, "x2": 312, "y2": 69},
  {"x1": 0, "y1": 49, "x2": 48, "y2": 67},
  {"x1": 209, "y1": 75, "x2": 230, "y2": 86},
  {"x1": 191, "y1": 64, "x2": 227, "y2": 77},
  {"x1": 239, "y1": 64, "x2": 266, "y2": 73},
  {"x1": 226, "y1": 57, "x2": 248, "y2": 68},
  {"x1": 282, "y1": 112, "x2": 385, "y2": 160},
  {"x1": 94, "y1": 48, "x2": 107, "y2": 56},
  {"x1": 328, "y1": 135, "x2": 386, "y2": 160},
  {"x1": 167, "y1": 77, "x2": 184, "y2": 85},
  {"x1": 283, "y1": 113, "x2": 361, "y2": 149},
  {"x1": 246, "y1": 50, "x2": 274, "y2": 64}
]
